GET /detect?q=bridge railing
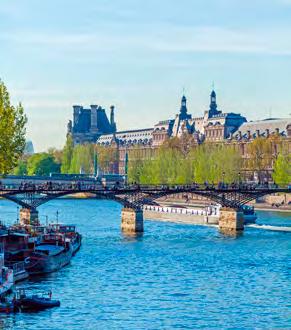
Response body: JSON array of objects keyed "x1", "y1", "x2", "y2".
[{"x1": 0, "y1": 181, "x2": 289, "y2": 193}]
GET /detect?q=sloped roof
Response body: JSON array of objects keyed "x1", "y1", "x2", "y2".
[
  {"x1": 97, "y1": 128, "x2": 153, "y2": 145},
  {"x1": 234, "y1": 118, "x2": 291, "y2": 138}
]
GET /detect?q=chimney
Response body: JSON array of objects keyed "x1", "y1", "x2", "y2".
[
  {"x1": 90, "y1": 105, "x2": 98, "y2": 131},
  {"x1": 256, "y1": 129, "x2": 260, "y2": 138},
  {"x1": 110, "y1": 105, "x2": 117, "y2": 133},
  {"x1": 266, "y1": 128, "x2": 270, "y2": 137},
  {"x1": 73, "y1": 105, "x2": 82, "y2": 126}
]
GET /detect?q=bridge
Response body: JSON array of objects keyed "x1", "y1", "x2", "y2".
[{"x1": 0, "y1": 179, "x2": 289, "y2": 235}]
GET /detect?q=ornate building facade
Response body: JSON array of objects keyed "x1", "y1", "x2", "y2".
[
  {"x1": 94, "y1": 90, "x2": 248, "y2": 174},
  {"x1": 67, "y1": 90, "x2": 291, "y2": 177}
]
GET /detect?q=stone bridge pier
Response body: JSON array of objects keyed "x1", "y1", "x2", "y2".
[
  {"x1": 218, "y1": 207, "x2": 244, "y2": 235},
  {"x1": 121, "y1": 208, "x2": 144, "y2": 234},
  {"x1": 19, "y1": 208, "x2": 40, "y2": 226}
]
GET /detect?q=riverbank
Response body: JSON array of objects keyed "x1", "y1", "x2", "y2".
[{"x1": 252, "y1": 203, "x2": 291, "y2": 213}]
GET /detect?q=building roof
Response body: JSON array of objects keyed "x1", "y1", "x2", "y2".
[
  {"x1": 233, "y1": 118, "x2": 291, "y2": 138},
  {"x1": 97, "y1": 128, "x2": 153, "y2": 146}
]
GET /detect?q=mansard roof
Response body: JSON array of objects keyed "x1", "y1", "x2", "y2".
[
  {"x1": 97, "y1": 128, "x2": 153, "y2": 146},
  {"x1": 233, "y1": 118, "x2": 291, "y2": 139}
]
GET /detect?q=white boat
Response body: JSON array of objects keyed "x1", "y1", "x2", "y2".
[{"x1": 144, "y1": 204, "x2": 257, "y2": 224}]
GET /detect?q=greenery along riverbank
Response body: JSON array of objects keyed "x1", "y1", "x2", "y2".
[{"x1": 13, "y1": 136, "x2": 290, "y2": 185}]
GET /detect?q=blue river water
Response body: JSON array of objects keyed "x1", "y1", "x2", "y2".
[{"x1": 0, "y1": 199, "x2": 290, "y2": 330}]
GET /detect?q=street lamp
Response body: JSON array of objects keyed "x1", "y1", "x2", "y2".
[
  {"x1": 222, "y1": 171, "x2": 225, "y2": 184},
  {"x1": 124, "y1": 147, "x2": 128, "y2": 186},
  {"x1": 238, "y1": 171, "x2": 241, "y2": 185}
]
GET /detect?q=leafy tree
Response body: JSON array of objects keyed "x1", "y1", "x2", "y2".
[
  {"x1": 69, "y1": 144, "x2": 94, "y2": 174},
  {"x1": 191, "y1": 144, "x2": 242, "y2": 184},
  {"x1": 48, "y1": 147, "x2": 63, "y2": 164},
  {"x1": 127, "y1": 140, "x2": 242, "y2": 185},
  {"x1": 247, "y1": 137, "x2": 272, "y2": 182},
  {"x1": 27, "y1": 153, "x2": 60, "y2": 176},
  {"x1": 13, "y1": 159, "x2": 28, "y2": 175},
  {"x1": 0, "y1": 80, "x2": 27, "y2": 174},
  {"x1": 61, "y1": 135, "x2": 74, "y2": 173},
  {"x1": 272, "y1": 153, "x2": 291, "y2": 185},
  {"x1": 96, "y1": 145, "x2": 119, "y2": 174}
]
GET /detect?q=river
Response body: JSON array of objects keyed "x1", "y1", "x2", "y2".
[{"x1": 0, "y1": 199, "x2": 290, "y2": 329}]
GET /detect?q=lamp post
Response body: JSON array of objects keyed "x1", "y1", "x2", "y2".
[
  {"x1": 124, "y1": 147, "x2": 128, "y2": 186},
  {"x1": 222, "y1": 171, "x2": 225, "y2": 187},
  {"x1": 238, "y1": 171, "x2": 241, "y2": 186},
  {"x1": 93, "y1": 149, "x2": 98, "y2": 178}
]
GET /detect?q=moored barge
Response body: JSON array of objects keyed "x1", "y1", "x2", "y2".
[{"x1": 24, "y1": 233, "x2": 73, "y2": 275}]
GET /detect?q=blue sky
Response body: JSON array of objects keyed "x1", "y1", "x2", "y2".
[{"x1": 1, "y1": 0, "x2": 291, "y2": 151}]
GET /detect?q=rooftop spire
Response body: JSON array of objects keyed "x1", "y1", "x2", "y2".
[
  {"x1": 209, "y1": 89, "x2": 218, "y2": 117},
  {"x1": 180, "y1": 94, "x2": 188, "y2": 119}
]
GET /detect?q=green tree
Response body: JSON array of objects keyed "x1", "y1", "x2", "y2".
[
  {"x1": 61, "y1": 135, "x2": 74, "y2": 173},
  {"x1": 13, "y1": 159, "x2": 28, "y2": 175},
  {"x1": 27, "y1": 153, "x2": 60, "y2": 176},
  {"x1": 69, "y1": 144, "x2": 94, "y2": 174},
  {"x1": 272, "y1": 153, "x2": 291, "y2": 185},
  {"x1": 0, "y1": 80, "x2": 27, "y2": 174},
  {"x1": 247, "y1": 137, "x2": 272, "y2": 182},
  {"x1": 96, "y1": 145, "x2": 119, "y2": 174},
  {"x1": 192, "y1": 144, "x2": 242, "y2": 184}
]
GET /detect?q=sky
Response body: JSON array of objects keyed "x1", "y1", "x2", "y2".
[{"x1": 1, "y1": 0, "x2": 291, "y2": 152}]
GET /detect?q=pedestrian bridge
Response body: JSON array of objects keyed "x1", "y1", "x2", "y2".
[{"x1": 0, "y1": 180, "x2": 289, "y2": 235}]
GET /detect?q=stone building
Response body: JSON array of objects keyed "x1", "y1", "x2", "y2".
[
  {"x1": 228, "y1": 118, "x2": 291, "y2": 181},
  {"x1": 67, "y1": 104, "x2": 117, "y2": 144},
  {"x1": 67, "y1": 90, "x2": 291, "y2": 178}
]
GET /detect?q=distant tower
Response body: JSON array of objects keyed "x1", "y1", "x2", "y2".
[
  {"x1": 179, "y1": 95, "x2": 188, "y2": 120},
  {"x1": 208, "y1": 90, "x2": 218, "y2": 117},
  {"x1": 110, "y1": 105, "x2": 117, "y2": 132},
  {"x1": 73, "y1": 105, "x2": 82, "y2": 127},
  {"x1": 90, "y1": 105, "x2": 98, "y2": 133}
]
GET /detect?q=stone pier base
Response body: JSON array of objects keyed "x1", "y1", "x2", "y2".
[
  {"x1": 219, "y1": 208, "x2": 244, "y2": 235},
  {"x1": 20, "y1": 208, "x2": 39, "y2": 226},
  {"x1": 121, "y1": 208, "x2": 144, "y2": 234}
]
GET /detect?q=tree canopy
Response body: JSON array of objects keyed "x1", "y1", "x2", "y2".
[
  {"x1": 61, "y1": 135, "x2": 74, "y2": 173},
  {"x1": 247, "y1": 137, "x2": 273, "y2": 182},
  {"x1": 128, "y1": 141, "x2": 242, "y2": 185},
  {"x1": 0, "y1": 80, "x2": 27, "y2": 174},
  {"x1": 272, "y1": 152, "x2": 291, "y2": 185},
  {"x1": 27, "y1": 153, "x2": 60, "y2": 176}
]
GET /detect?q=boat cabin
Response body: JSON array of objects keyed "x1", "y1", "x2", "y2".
[
  {"x1": 0, "y1": 232, "x2": 31, "y2": 252},
  {"x1": 49, "y1": 224, "x2": 76, "y2": 234}
]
